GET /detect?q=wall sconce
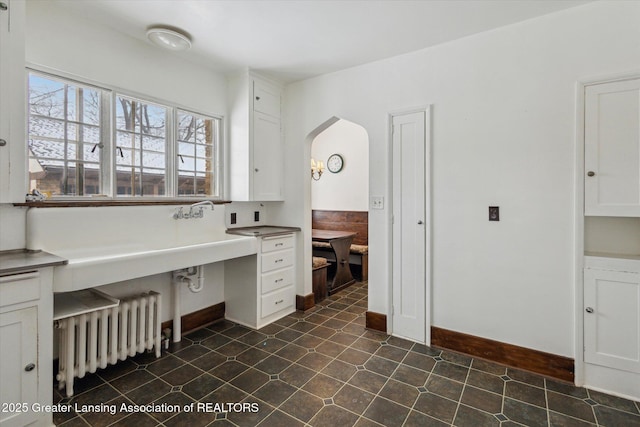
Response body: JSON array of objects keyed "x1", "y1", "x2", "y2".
[{"x1": 311, "y1": 158, "x2": 325, "y2": 181}]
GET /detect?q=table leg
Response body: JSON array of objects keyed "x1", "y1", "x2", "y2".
[{"x1": 329, "y1": 236, "x2": 355, "y2": 294}]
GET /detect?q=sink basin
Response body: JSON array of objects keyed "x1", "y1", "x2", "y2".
[
  {"x1": 26, "y1": 205, "x2": 259, "y2": 292},
  {"x1": 51, "y1": 233, "x2": 257, "y2": 292}
]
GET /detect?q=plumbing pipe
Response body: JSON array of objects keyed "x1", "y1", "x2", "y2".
[
  {"x1": 172, "y1": 278, "x2": 182, "y2": 342},
  {"x1": 188, "y1": 265, "x2": 205, "y2": 293},
  {"x1": 171, "y1": 265, "x2": 205, "y2": 342}
]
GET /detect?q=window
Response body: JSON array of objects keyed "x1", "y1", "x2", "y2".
[
  {"x1": 115, "y1": 96, "x2": 167, "y2": 196},
  {"x1": 28, "y1": 74, "x2": 106, "y2": 196},
  {"x1": 177, "y1": 110, "x2": 218, "y2": 197},
  {"x1": 27, "y1": 71, "x2": 222, "y2": 199}
]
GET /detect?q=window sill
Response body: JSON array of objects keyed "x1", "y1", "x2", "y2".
[{"x1": 14, "y1": 199, "x2": 231, "y2": 208}]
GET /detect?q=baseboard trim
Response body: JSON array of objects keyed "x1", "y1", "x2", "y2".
[
  {"x1": 365, "y1": 311, "x2": 387, "y2": 333},
  {"x1": 161, "y1": 302, "x2": 225, "y2": 337},
  {"x1": 296, "y1": 294, "x2": 315, "y2": 311},
  {"x1": 431, "y1": 326, "x2": 574, "y2": 383}
]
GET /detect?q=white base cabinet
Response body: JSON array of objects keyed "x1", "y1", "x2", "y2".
[
  {"x1": 0, "y1": 269, "x2": 53, "y2": 427},
  {"x1": 584, "y1": 256, "x2": 640, "y2": 374},
  {"x1": 224, "y1": 234, "x2": 296, "y2": 329}
]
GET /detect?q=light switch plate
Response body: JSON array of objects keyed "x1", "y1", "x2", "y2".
[{"x1": 370, "y1": 196, "x2": 384, "y2": 210}]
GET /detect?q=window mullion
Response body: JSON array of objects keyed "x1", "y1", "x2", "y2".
[
  {"x1": 102, "y1": 90, "x2": 113, "y2": 197},
  {"x1": 166, "y1": 108, "x2": 177, "y2": 197}
]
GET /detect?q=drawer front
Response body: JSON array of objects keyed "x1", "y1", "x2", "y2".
[
  {"x1": 261, "y1": 234, "x2": 294, "y2": 253},
  {"x1": 0, "y1": 271, "x2": 40, "y2": 307},
  {"x1": 262, "y1": 267, "x2": 294, "y2": 294},
  {"x1": 261, "y1": 249, "x2": 294, "y2": 273},
  {"x1": 261, "y1": 286, "x2": 294, "y2": 318}
]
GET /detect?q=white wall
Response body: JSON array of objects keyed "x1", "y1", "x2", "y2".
[
  {"x1": 25, "y1": 1, "x2": 226, "y2": 116},
  {"x1": 276, "y1": 1, "x2": 640, "y2": 358},
  {"x1": 311, "y1": 119, "x2": 369, "y2": 211}
]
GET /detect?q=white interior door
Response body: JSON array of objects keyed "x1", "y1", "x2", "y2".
[{"x1": 392, "y1": 109, "x2": 429, "y2": 343}]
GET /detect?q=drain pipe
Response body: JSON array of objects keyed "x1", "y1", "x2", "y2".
[{"x1": 171, "y1": 266, "x2": 205, "y2": 342}]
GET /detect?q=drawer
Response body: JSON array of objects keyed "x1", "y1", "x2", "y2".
[
  {"x1": 0, "y1": 271, "x2": 41, "y2": 307},
  {"x1": 261, "y1": 249, "x2": 294, "y2": 273},
  {"x1": 262, "y1": 267, "x2": 294, "y2": 294},
  {"x1": 261, "y1": 286, "x2": 294, "y2": 318},
  {"x1": 261, "y1": 234, "x2": 294, "y2": 253}
]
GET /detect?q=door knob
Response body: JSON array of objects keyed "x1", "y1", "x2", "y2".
[
  {"x1": 24, "y1": 363, "x2": 35, "y2": 372},
  {"x1": 0, "y1": 3, "x2": 8, "y2": 11},
  {"x1": 587, "y1": 171, "x2": 595, "y2": 177},
  {"x1": 585, "y1": 307, "x2": 594, "y2": 314},
  {"x1": 0, "y1": 139, "x2": 6, "y2": 147},
  {"x1": 417, "y1": 220, "x2": 424, "y2": 225}
]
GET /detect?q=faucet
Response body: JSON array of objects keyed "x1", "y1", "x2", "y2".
[
  {"x1": 173, "y1": 201, "x2": 215, "y2": 220},
  {"x1": 190, "y1": 200, "x2": 215, "y2": 211}
]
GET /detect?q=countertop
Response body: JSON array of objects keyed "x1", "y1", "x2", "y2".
[
  {"x1": 226, "y1": 226, "x2": 301, "y2": 237},
  {"x1": 0, "y1": 249, "x2": 68, "y2": 276}
]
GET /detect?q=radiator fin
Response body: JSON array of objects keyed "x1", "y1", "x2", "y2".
[{"x1": 56, "y1": 291, "x2": 161, "y2": 397}]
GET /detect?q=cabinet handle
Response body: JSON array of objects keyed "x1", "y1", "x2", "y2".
[
  {"x1": 275, "y1": 259, "x2": 283, "y2": 263},
  {"x1": 275, "y1": 299, "x2": 284, "y2": 305},
  {"x1": 0, "y1": 139, "x2": 6, "y2": 147},
  {"x1": 255, "y1": 96, "x2": 260, "y2": 101},
  {"x1": 254, "y1": 168, "x2": 259, "y2": 172},
  {"x1": 24, "y1": 363, "x2": 36, "y2": 372},
  {"x1": 585, "y1": 307, "x2": 594, "y2": 313},
  {"x1": 587, "y1": 171, "x2": 595, "y2": 177},
  {"x1": 275, "y1": 278, "x2": 283, "y2": 283},
  {"x1": 275, "y1": 243, "x2": 283, "y2": 247},
  {"x1": 0, "y1": 3, "x2": 7, "y2": 11}
]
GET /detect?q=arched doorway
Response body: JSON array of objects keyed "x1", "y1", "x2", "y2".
[{"x1": 309, "y1": 118, "x2": 370, "y2": 300}]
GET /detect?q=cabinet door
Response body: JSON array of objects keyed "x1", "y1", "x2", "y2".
[
  {"x1": 0, "y1": 0, "x2": 12, "y2": 201},
  {"x1": 253, "y1": 112, "x2": 282, "y2": 201},
  {"x1": 0, "y1": 307, "x2": 38, "y2": 426},
  {"x1": 253, "y1": 80, "x2": 280, "y2": 118},
  {"x1": 584, "y1": 78, "x2": 640, "y2": 216},
  {"x1": 584, "y1": 268, "x2": 640, "y2": 373},
  {"x1": 0, "y1": 0, "x2": 25, "y2": 203}
]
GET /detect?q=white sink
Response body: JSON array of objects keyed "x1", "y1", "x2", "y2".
[{"x1": 26, "y1": 205, "x2": 259, "y2": 292}]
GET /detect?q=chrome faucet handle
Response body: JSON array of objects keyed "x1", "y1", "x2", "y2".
[{"x1": 173, "y1": 207, "x2": 184, "y2": 219}]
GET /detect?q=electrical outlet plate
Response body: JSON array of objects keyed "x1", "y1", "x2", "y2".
[{"x1": 370, "y1": 196, "x2": 384, "y2": 210}]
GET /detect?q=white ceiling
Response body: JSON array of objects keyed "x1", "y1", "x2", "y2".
[{"x1": 51, "y1": 0, "x2": 591, "y2": 83}]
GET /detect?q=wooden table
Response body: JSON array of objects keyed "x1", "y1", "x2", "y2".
[{"x1": 312, "y1": 229, "x2": 357, "y2": 294}]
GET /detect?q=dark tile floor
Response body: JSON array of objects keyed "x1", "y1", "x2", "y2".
[{"x1": 54, "y1": 281, "x2": 640, "y2": 427}]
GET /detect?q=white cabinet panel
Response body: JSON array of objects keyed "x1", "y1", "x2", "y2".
[
  {"x1": 229, "y1": 72, "x2": 283, "y2": 201},
  {"x1": 0, "y1": 0, "x2": 26, "y2": 203},
  {"x1": 253, "y1": 111, "x2": 282, "y2": 201},
  {"x1": 584, "y1": 265, "x2": 640, "y2": 373},
  {"x1": 253, "y1": 80, "x2": 280, "y2": 118},
  {"x1": 0, "y1": 307, "x2": 38, "y2": 427},
  {"x1": 585, "y1": 78, "x2": 640, "y2": 216}
]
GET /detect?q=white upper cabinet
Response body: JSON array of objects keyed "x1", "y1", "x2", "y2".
[
  {"x1": 228, "y1": 72, "x2": 283, "y2": 201},
  {"x1": 584, "y1": 78, "x2": 640, "y2": 216},
  {"x1": 0, "y1": 0, "x2": 26, "y2": 203}
]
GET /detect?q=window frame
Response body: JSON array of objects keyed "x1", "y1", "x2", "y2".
[{"x1": 26, "y1": 67, "x2": 224, "y2": 202}]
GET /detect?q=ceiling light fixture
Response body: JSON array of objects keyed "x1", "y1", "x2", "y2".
[{"x1": 146, "y1": 27, "x2": 192, "y2": 51}]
